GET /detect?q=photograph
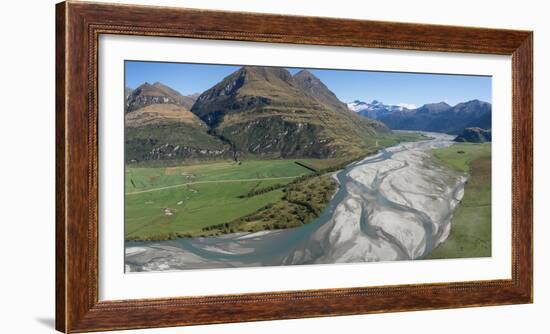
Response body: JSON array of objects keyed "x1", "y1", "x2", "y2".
[
  {"x1": 0, "y1": 0, "x2": 543, "y2": 332},
  {"x1": 123, "y1": 62, "x2": 492, "y2": 272}
]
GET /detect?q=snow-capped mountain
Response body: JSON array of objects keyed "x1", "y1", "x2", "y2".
[
  {"x1": 378, "y1": 100, "x2": 491, "y2": 134},
  {"x1": 348, "y1": 99, "x2": 491, "y2": 134},
  {"x1": 347, "y1": 100, "x2": 411, "y2": 119}
]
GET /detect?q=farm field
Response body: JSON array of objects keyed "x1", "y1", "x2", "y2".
[
  {"x1": 125, "y1": 158, "x2": 345, "y2": 240},
  {"x1": 426, "y1": 142, "x2": 492, "y2": 259},
  {"x1": 126, "y1": 159, "x2": 309, "y2": 193}
]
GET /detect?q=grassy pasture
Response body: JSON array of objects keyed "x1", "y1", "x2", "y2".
[
  {"x1": 125, "y1": 159, "x2": 311, "y2": 193},
  {"x1": 431, "y1": 142, "x2": 491, "y2": 173},
  {"x1": 426, "y1": 143, "x2": 492, "y2": 259},
  {"x1": 125, "y1": 159, "x2": 345, "y2": 240},
  {"x1": 125, "y1": 179, "x2": 288, "y2": 240}
]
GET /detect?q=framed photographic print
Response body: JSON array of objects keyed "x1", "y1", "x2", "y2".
[{"x1": 56, "y1": 1, "x2": 533, "y2": 332}]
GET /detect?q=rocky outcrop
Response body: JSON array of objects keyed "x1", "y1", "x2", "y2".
[
  {"x1": 126, "y1": 82, "x2": 196, "y2": 112},
  {"x1": 145, "y1": 144, "x2": 229, "y2": 161},
  {"x1": 454, "y1": 127, "x2": 492, "y2": 143}
]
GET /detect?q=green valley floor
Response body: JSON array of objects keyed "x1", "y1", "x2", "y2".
[
  {"x1": 124, "y1": 132, "x2": 426, "y2": 241},
  {"x1": 426, "y1": 142, "x2": 492, "y2": 259}
]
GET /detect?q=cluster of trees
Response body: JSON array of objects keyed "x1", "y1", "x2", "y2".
[
  {"x1": 185, "y1": 154, "x2": 369, "y2": 237},
  {"x1": 201, "y1": 222, "x2": 235, "y2": 234},
  {"x1": 238, "y1": 183, "x2": 286, "y2": 198},
  {"x1": 237, "y1": 156, "x2": 361, "y2": 200}
]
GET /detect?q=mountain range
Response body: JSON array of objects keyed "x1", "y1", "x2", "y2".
[
  {"x1": 125, "y1": 67, "x2": 388, "y2": 162},
  {"x1": 125, "y1": 66, "x2": 491, "y2": 163},
  {"x1": 347, "y1": 100, "x2": 408, "y2": 119},
  {"x1": 348, "y1": 99, "x2": 491, "y2": 134}
]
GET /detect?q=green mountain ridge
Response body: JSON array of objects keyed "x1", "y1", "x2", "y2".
[
  {"x1": 125, "y1": 66, "x2": 391, "y2": 163},
  {"x1": 191, "y1": 66, "x2": 389, "y2": 158},
  {"x1": 125, "y1": 103, "x2": 231, "y2": 162}
]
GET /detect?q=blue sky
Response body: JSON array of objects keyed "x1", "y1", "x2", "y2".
[{"x1": 125, "y1": 61, "x2": 491, "y2": 108}]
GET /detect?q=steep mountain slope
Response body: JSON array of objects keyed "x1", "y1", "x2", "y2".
[
  {"x1": 125, "y1": 87, "x2": 133, "y2": 101},
  {"x1": 377, "y1": 100, "x2": 491, "y2": 134},
  {"x1": 126, "y1": 103, "x2": 205, "y2": 128},
  {"x1": 125, "y1": 94, "x2": 230, "y2": 162},
  {"x1": 454, "y1": 127, "x2": 492, "y2": 143},
  {"x1": 292, "y1": 70, "x2": 348, "y2": 111},
  {"x1": 292, "y1": 69, "x2": 389, "y2": 141},
  {"x1": 187, "y1": 92, "x2": 201, "y2": 102},
  {"x1": 450, "y1": 100, "x2": 492, "y2": 129},
  {"x1": 191, "y1": 66, "x2": 388, "y2": 158},
  {"x1": 126, "y1": 82, "x2": 196, "y2": 112}
]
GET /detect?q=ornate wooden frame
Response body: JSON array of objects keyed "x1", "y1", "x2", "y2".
[{"x1": 56, "y1": 1, "x2": 533, "y2": 332}]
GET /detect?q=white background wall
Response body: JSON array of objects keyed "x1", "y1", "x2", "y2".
[{"x1": 0, "y1": 0, "x2": 547, "y2": 333}]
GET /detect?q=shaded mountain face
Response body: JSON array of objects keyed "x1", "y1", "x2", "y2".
[
  {"x1": 125, "y1": 87, "x2": 133, "y2": 101},
  {"x1": 454, "y1": 127, "x2": 491, "y2": 143},
  {"x1": 377, "y1": 100, "x2": 491, "y2": 134},
  {"x1": 415, "y1": 102, "x2": 452, "y2": 114},
  {"x1": 125, "y1": 103, "x2": 230, "y2": 162},
  {"x1": 191, "y1": 66, "x2": 388, "y2": 158},
  {"x1": 347, "y1": 100, "x2": 408, "y2": 119},
  {"x1": 126, "y1": 82, "x2": 196, "y2": 112}
]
